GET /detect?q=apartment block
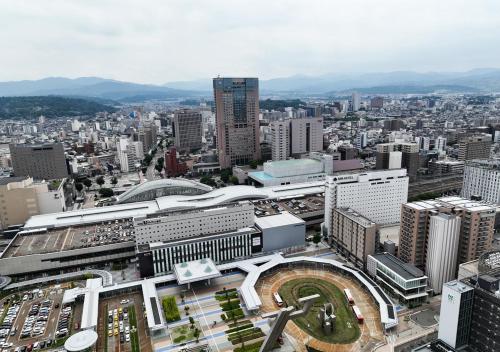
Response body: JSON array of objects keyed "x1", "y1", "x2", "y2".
[
  {"x1": 330, "y1": 208, "x2": 377, "y2": 268},
  {"x1": 399, "y1": 197, "x2": 496, "y2": 272}
]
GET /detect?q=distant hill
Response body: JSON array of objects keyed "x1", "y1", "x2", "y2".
[
  {"x1": 0, "y1": 96, "x2": 117, "y2": 119},
  {"x1": 0, "y1": 77, "x2": 206, "y2": 101},
  {"x1": 331, "y1": 84, "x2": 479, "y2": 95},
  {"x1": 164, "y1": 68, "x2": 500, "y2": 94}
]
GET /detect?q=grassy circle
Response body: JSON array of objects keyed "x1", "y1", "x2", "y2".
[{"x1": 278, "y1": 278, "x2": 361, "y2": 344}]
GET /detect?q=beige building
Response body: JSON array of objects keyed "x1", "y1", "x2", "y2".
[
  {"x1": 398, "y1": 197, "x2": 496, "y2": 271},
  {"x1": 330, "y1": 207, "x2": 377, "y2": 268},
  {"x1": 458, "y1": 135, "x2": 492, "y2": 161},
  {"x1": 213, "y1": 78, "x2": 260, "y2": 168},
  {"x1": 0, "y1": 177, "x2": 65, "y2": 229}
]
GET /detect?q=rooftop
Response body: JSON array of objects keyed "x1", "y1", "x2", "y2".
[
  {"x1": 255, "y1": 211, "x2": 305, "y2": 229},
  {"x1": 173, "y1": 258, "x2": 221, "y2": 285},
  {"x1": 372, "y1": 252, "x2": 425, "y2": 280},
  {"x1": 2, "y1": 219, "x2": 135, "y2": 258}
]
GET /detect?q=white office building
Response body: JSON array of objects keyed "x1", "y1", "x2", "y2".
[
  {"x1": 134, "y1": 201, "x2": 254, "y2": 245},
  {"x1": 438, "y1": 280, "x2": 474, "y2": 349},
  {"x1": 325, "y1": 169, "x2": 409, "y2": 234},
  {"x1": 436, "y1": 136, "x2": 447, "y2": 153},
  {"x1": 426, "y1": 213, "x2": 461, "y2": 294},
  {"x1": 462, "y1": 159, "x2": 500, "y2": 204}
]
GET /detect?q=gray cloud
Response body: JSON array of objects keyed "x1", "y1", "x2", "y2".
[{"x1": 1, "y1": 0, "x2": 499, "y2": 83}]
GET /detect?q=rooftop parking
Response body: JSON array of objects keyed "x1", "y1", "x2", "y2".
[
  {"x1": 253, "y1": 194, "x2": 325, "y2": 217},
  {"x1": 3, "y1": 218, "x2": 135, "y2": 258}
]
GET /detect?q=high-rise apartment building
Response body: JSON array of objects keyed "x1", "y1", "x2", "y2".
[
  {"x1": 325, "y1": 169, "x2": 409, "y2": 237},
  {"x1": 138, "y1": 122, "x2": 157, "y2": 153},
  {"x1": 213, "y1": 77, "x2": 260, "y2": 168},
  {"x1": 462, "y1": 159, "x2": 500, "y2": 204},
  {"x1": 173, "y1": 109, "x2": 203, "y2": 152},
  {"x1": 330, "y1": 208, "x2": 377, "y2": 268},
  {"x1": 458, "y1": 135, "x2": 492, "y2": 161},
  {"x1": 426, "y1": 213, "x2": 461, "y2": 293},
  {"x1": 436, "y1": 136, "x2": 447, "y2": 153},
  {"x1": 270, "y1": 120, "x2": 290, "y2": 161},
  {"x1": 117, "y1": 138, "x2": 144, "y2": 173},
  {"x1": 10, "y1": 143, "x2": 68, "y2": 180},
  {"x1": 399, "y1": 197, "x2": 496, "y2": 271},
  {"x1": 351, "y1": 92, "x2": 360, "y2": 111},
  {"x1": 376, "y1": 142, "x2": 420, "y2": 180}
]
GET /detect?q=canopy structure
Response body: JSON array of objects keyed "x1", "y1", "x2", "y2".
[
  {"x1": 173, "y1": 258, "x2": 221, "y2": 285},
  {"x1": 64, "y1": 330, "x2": 98, "y2": 351}
]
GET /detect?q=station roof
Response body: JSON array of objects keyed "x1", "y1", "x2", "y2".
[
  {"x1": 173, "y1": 258, "x2": 221, "y2": 285},
  {"x1": 23, "y1": 182, "x2": 325, "y2": 230}
]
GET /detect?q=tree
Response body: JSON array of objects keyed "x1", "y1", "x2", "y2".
[
  {"x1": 220, "y1": 169, "x2": 232, "y2": 183},
  {"x1": 155, "y1": 163, "x2": 164, "y2": 175},
  {"x1": 143, "y1": 154, "x2": 153, "y2": 166},
  {"x1": 313, "y1": 232, "x2": 322, "y2": 247},
  {"x1": 189, "y1": 316, "x2": 195, "y2": 329},
  {"x1": 200, "y1": 175, "x2": 216, "y2": 187},
  {"x1": 111, "y1": 177, "x2": 118, "y2": 187},
  {"x1": 98, "y1": 188, "x2": 114, "y2": 198},
  {"x1": 184, "y1": 305, "x2": 190, "y2": 316},
  {"x1": 83, "y1": 178, "x2": 92, "y2": 190},
  {"x1": 75, "y1": 182, "x2": 83, "y2": 193},
  {"x1": 180, "y1": 292, "x2": 185, "y2": 303},
  {"x1": 229, "y1": 176, "x2": 239, "y2": 185},
  {"x1": 96, "y1": 176, "x2": 105, "y2": 188},
  {"x1": 194, "y1": 328, "x2": 200, "y2": 343},
  {"x1": 249, "y1": 160, "x2": 258, "y2": 169}
]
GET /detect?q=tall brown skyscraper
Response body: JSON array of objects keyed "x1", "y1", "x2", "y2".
[{"x1": 213, "y1": 78, "x2": 260, "y2": 168}]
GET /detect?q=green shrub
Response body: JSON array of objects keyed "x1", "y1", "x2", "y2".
[
  {"x1": 162, "y1": 296, "x2": 181, "y2": 322},
  {"x1": 225, "y1": 323, "x2": 254, "y2": 334},
  {"x1": 234, "y1": 341, "x2": 264, "y2": 352},
  {"x1": 221, "y1": 300, "x2": 241, "y2": 312},
  {"x1": 173, "y1": 335, "x2": 186, "y2": 343}
]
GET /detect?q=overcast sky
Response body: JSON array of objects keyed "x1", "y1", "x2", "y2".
[{"x1": 1, "y1": 0, "x2": 500, "y2": 84}]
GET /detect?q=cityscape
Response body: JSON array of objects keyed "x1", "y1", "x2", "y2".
[{"x1": 0, "y1": 1, "x2": 500, "y2": 352}]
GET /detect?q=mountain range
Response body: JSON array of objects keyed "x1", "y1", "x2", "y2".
[
  {"x1": 0, "y1": 77, "x2": 204, "y2": 101},
  {"x1": 1, "y1": 68, "x2": 500, "y2": 101},
  {"x1": 165, "y1": 68, "x2": 500, "y2": 94}
]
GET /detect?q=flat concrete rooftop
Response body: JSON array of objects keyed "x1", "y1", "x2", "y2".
[{"x1": 3, "y1": 218, "x2": 135, "y2": 258}]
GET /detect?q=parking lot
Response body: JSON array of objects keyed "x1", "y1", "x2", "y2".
[
  {"x1": 97, "y1": 292, "x2": 152, "y2": 352},
  {"x1": 0, "y1": 283, "x2": 84, "y2": 352}
]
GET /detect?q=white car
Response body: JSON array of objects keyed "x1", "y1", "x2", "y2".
[
  {"x1": 125, "y1": 333, "x2": 130, "y2": 342},
  {"x1": 120, "y1": 299, "x2": 130, "y2": 304}
]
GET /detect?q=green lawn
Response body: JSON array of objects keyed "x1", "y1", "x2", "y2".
[
  {"x1": 128, "y1": 305, "x2": 140, "y2": 352},
  {"x1": 171, "y1": 322, "x2": 203, "y2": 344},
  {"x1": 278, "y1": 278, "x2": 360, "y2": 344}
]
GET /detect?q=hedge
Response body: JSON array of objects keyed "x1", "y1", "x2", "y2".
[{"x1": 162, "y1": 296, "x2": 181, "y2": 322}]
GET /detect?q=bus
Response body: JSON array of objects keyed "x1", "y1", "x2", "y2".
[
  {"x1": 344, "y1": 288, "x2": 355, "y2": 305},
  {"x1": 352, "y1": 305, "x2": 364, "y2": 324},
  {"x1": 273, "y1": 292, "x2": 283, "y2": 307}
]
